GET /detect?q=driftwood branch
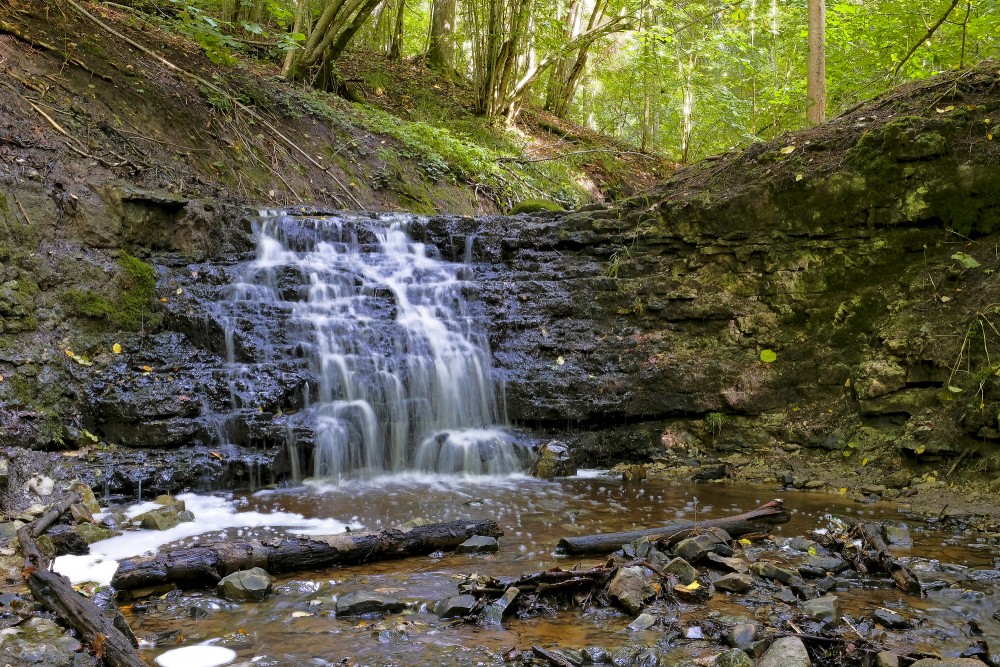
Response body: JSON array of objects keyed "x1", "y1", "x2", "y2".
[
  {"x1": 17, "y1": 495, "x2": 145, "y2": 667},
  {"x1": 112, "y1": 519, "x2": 503, "y2": 591},
  {"x1": 555, "y1": 499, "x2": 790, "y2": 556}
]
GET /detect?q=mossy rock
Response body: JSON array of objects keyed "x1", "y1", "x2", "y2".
[
  {"x1": 509, "y1": 199, "x2": 566, "y2": 215},
  {"x1": 61, "y1": 252, "x2": 159, "y2": 331}
]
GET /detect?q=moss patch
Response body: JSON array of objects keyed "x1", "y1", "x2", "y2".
[
  {"x1": 509, "y1": 199, "x2": 566, "y2": 214},
  {"x1": 62, "y1": 253, "x2": 159, "y2": 331}
]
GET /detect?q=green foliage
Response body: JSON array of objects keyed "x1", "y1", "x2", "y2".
[
  {"x1": 509, "y1": 199, "x2": 566, "y2": 214},
  {"x1": 63, "y1": 254, "x2": 158, "y2": 331},
  {"x1": 170, "y1": 1, "x2": 240, "y2": 65}
]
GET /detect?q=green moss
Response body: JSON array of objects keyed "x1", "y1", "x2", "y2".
[
  {"x1": 509, "y1": 199, "x2": 566, "y2": 214},
  {"x1": 62, "y1": 253, "x2": 158, "y2": 330}
]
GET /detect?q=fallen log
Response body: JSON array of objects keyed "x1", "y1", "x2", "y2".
[
  {"x1": 851, "y1": 522, "x2": 921, "y2": 595},
  {"x1": 555, "y1": 499, "x2": 791, "y2": 556},
  {"x1": 112, "y1": 518, "x2": 502, "y2": 591},
  {"x1": 18, "y1": 498, "x2": 146, "y2": 667}
]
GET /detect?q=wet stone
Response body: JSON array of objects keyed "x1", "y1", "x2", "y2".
[
  {"x1": 455, "y1": 535, "x2": 499, "y2": 554},
  {"x1": 674, "y1": 533, "x2": 725, "y2": 563},
  {"x1": 217, "y1": 567, "x2": 273, "y2": 602},
  {"x1": 910, "y1": 660, "x2": 992, "y2": 667},
  {"x1": 531, "y1": 441, "x2": 576, "y2": 479},
  {"x1": 707, "y1": 552, "x2": 750, "y2": 573},
  {"x1": 789, "y1": 577, "x2": 818, "y2": 600},
  {"x1": 872, "y1": 607, "x2": 911, "y2": 629},
  {"x1": 336, "y1": 591, "x2": 405, "y2": 617},
  {"x1": 725, "y1": 623, "x2": 757, "y2": 648},
  {"x1": 627, "y1": 612, "x2": 657, "y2": 632},
  {"x1": 885, "y1": 523, "x2": 912, "y2": 547},
  {"x1": 608, "y1": 566, "x2": 656, "y2": 615},
  {"x1": 715, "y1": 648, "x2": 754, "y2": 667},
  {"x1": 74, "y1": 523, "x2": 117, "y2": 544},
  {"x1": 775, "y1": 587, "x2": 798, "y2": 603},
  {"x1": 434, "y1": 594, "x2": 476, "y2": 618},
  {"x1": 758, "y1": 636, "x2": 812, "y2": 667},
  {"x1": 135, "y1": 506, "x2": 195, "y2": 531},
  {"x1": 800, "y1": 594, "x2": 840, "y2": 623},
  {"x1": 154, "y1": 494, "x2": 186, "y2": 510},
  {"x1": 664, "y1": 557, "x2": 698, "y2": 585},
  {"x1": 875, "y1": 652, "x2": 900, "y2": 667},
  {"x1": 816, "y1": 576, "x2": 838, "y2": 593},
  {"x1": 674, "y1": 581, "x2": 712, "y2": 603},
  {"x1": 751, "y1": 561, "x2": 797, "y2": 584},
  {"x1": 715, "y1": 573, "x2": 753, "y2": 593},
  {"x1": 582, "y1": 646, "x2": 608, "y2": 664},
  {"x1": 803, "y1": 555, "x2": 848, "y2": 575},
  {"x1": 786, "y1": 537, "x2": 821, "y2": 553},
  {"x1": 483, "y1": 586, "x2": 519, "y2": 623}
]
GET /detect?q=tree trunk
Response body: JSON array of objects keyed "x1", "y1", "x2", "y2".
[
  {"x1": 806, "y1": 0, "x2": 825, "y2": 125},
  {"x1": 112, "y1": 518, "x2": 504, "y2": 591},
  {"x1": 427, "y1": 0, "x2": 457, "y2": 74},
  {"x1": 555, "y1": 499, "x2": 790, "y2": 556},
  {"x1": 388, "y1": 0, "x2": 405, "y2": 60}
]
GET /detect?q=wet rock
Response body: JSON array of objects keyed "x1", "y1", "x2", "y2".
[
  {"x1": 135, "y1": 506, "x2": 195, "y2": 531},
  {"x1": 618, "y1": 464, "x2": 647, "y2": 484},
  {"x1": 816, "y1": 576, "x2": 837, "y2": 593},
  {"x1": 74, "y1": 522, "x2": 117, "y2": 544},
  {"x1": 875, "y1": 652, "x2": 900, "y2": 667},
  {"x1": 707, "y1": 553, "x2": 750, "y2": 573},
  {"x1": 757, "y1": 636, "x2": 812, "y2": 667},
  {"x1": 909, "y1": 660, "x2": 991, "y2": 667},
  {"x1": 884, "y1": 523, "x2": 912, "y2": 547},
  {"x1": 627, "y1": 612, "x2": 657, "y2": 631},
  {"x1": 0, "y1": 616, "x2": 83, "y2": 667},
  {"x1": 800, "y1": 594, "x2": 840, "y2": 623},
  {"x1": 217, "y1": 567, "x2": 273, "y2": 602},
  {"x1": 456, "y1": 535, "x2": 499, "y2": 554},
  {"x1": 530, "y1": 441, "x2": 576, "y2": 479},
  {"x1": 483, "y1": 586, "x2": 519, "y2": 624},
  {"x1": 715, "y1": 648, "x2": 754, "y2": 667},
  {"x1": 582, "y1": 646, "x2": 609, "y2": 664},
  {"x1": 674, "y1": 533, "x2": 728, "y2": 563},
  {"x1": 69, "y1": 503, "x2": 94, "y2": 525},
  {"x1": 787, "y1": 537, "x2": 822, "y2": 553},
  {"x1": 715, "y1": 573, "x2": 753, "y2": 593},
  {"x1": 664, "y1": 557, "x2": 698, "y2": 585},
  {"x1": 434, "y1": 594, "x2": 476, "y2": 618},
  {"x1": 674, "y1": 581, "x2": 712, "y2": 603},
  {"x1": 751, "y1": 561, "x2": 797, "y2": 584},
  {"x1": 335, "y1": 591, "x2": 405, "y2": 616},
  {"x1": 69, "y1": 480, "x2": 101, "y2": 515},
  {"x1": 725, "y1": 623, "x2": 757, "y2": 648},
  {"x1": 26, "y1": 475, "x2": 54, "y2": 497},
  {"x1": 872, "y1": 607, "x2": 911, "y2": 629},
  {"x1": 608, "y1": 566, "x2": 656, "y2": 615},
  {"x1": 154, "y1": 494, "x2": 186, "y2": 510},
  {"x1": 800, "y1": 555, "x2": 849, "y2": 577}
]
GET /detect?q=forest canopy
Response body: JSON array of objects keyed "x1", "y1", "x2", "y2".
[{"x1": 123, "y1": 0, "x2": 997, "y2": 163}]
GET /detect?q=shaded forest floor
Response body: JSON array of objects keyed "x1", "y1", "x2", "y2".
[{"x1": 0, "y1": 0, "x2": 671, "y2": 217}]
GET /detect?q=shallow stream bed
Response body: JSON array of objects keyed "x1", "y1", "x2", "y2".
[{"x1": 58, "y1": 474, "x2": 1000, "y2": 666}]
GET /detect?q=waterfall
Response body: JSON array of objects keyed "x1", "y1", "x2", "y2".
[{"x1": 214, "y1": 211, "x2": 521, "y2": 480}]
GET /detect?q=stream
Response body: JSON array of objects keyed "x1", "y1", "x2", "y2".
[{"x1": 53, "y1": 475, "x2": 1000, "y2": 666}]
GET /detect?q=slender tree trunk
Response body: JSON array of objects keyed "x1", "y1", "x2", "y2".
[
  {"x1": 427, "y1": 0, "x2": 457, "y2": 74},
  {"x1": 806, "y1": 0, "x2": 825, "y2": 125},
  {"x1": 388, "y1": 0, "x2": 406, "y2": 60}
]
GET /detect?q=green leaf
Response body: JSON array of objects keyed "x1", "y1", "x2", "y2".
[
  {"x1": 760, "y1": 349, "x2": 777, "y2": 363},
  {"x1": 948, "y1": 385, "x2": 963, "y2": 393},
  {"x1": 952, "y1": 252, "x2": 980, "y2": 269}
]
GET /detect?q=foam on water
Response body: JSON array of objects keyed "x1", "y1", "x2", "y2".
[{"x1": 52, "y1": 493, "x2": 361, "y2": 585}]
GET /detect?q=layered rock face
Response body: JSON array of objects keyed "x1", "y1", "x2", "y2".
[{"x1": 4, "y1": 68, "x2": 1000, "y2": 493}]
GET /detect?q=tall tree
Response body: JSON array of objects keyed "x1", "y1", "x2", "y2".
[
  {"x1": 282, "y1": 0, "x2": 385, "y2": 87},
  {"x1": 427, "y1": 0, "x2": 458, "y2": 74},
  {"x1": 543, "y1": 0, "x2": 612, "y2": 117},
  {"x1": 806, "y1": 0, "x2": 825, "y2": 125}
]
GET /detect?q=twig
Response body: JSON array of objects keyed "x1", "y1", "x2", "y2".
[
  {"x1": 13, "y1": 194, "x2": 34, "y2": 226},
  {"x1": 946, "y1": 448, "x2": 969, "y2": 478},
  {"x1": 891, "y1": 0, "x2": 961, "y2": 79},
  {"x1": 60, "y1": 0, "x2": 362, "y2": 208}
]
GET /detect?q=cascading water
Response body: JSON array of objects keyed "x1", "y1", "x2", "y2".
[{"x1": 214, "y1": 211, "x2": 522, "y2": 480}]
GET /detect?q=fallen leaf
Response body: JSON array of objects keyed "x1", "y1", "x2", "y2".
[
  {"x1": 556, "y1": 356, "x2": 565, "y2": 366},
  {"x1": 176, "y1": 288, "x2": 183, "y2": 295},
  {"x1": 112, "y1": 343, "x2": 122, "y2": 354},
  {"x1": 159, "y1": 297, "x2": 169, "y2": 303},
  {"x1": 779, "y1": 145, "x2": 796, "y2": 154},
  {"x1": 141, "y1": 365, "x2": 153, "y2": 372},
  {"x1": 65, "y1": 349, "x2": 75, "y2": 358},
  {"x1": 795, "y1": 173, "x2": 803, "y2": 181}
]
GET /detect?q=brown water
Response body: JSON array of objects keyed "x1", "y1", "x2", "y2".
[{"x1": 125, "y1": 474, "x2": 1000, "y2": 666}]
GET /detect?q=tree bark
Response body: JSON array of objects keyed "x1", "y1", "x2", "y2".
[
  {"x1": 427, "y1": 0, "x2": 457, "y2": 74},
  {"x1": 112, "y1": 518, "x2": 503, "y2": 591},
  {"x1": 806, "y1": 0, "x2": 825, "y2": 125},
  {"x1": 555, "y1": 499, "x2": 790, "y2": 556}
]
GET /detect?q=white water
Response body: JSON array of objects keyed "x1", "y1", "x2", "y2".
[
  {"x1": 52, "y1": 493, "x2": 362, "y2": 585},
  {"x1": 215, "y1": 212, "x2": 520, "y2": 480}
]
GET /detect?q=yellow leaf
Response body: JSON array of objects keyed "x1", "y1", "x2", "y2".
[
  {"x1": 556, "y1": 356, "x2": 565, "y2": 366},
  {"x1": 176, "y1": 288, "x2": 183, "y2": 295},
  {"x1": 838, "y1": 487, "x2": 847, "y2": 494},
  {"x1": 915, "y1": 444, "x2": 926, "y2": 455},
  {"x1": 779, "y1": 145, "x2": 796, "y2": 154},
  {"x1": 141, "y1": 365, "x2": 152, "y2": 372},
  {"x1": 258, "y1": 405, "x2": 264, "y2": 413},
  {"x1": 844, "y1": 378, "x2": 851, "y2": 387},
  {"x1": 65, "y1": 349, "x2": 75, "y2": 358},
  {"x1": 795, "y1": 173, "x2": 803, "y2": 181},
  {"x1": 738, "y1": 538, "x2": 751, "y2": 546},
  {"x1": 861, "y1": 457, "x2": 869, "y2": 466},
  {"x1": 159, "y1": 298, "x2": 169, "y2": 303},
  {"x1": 989, "y1": 134, "x2": 994, "y2": 141},
  {"x1": 112, "y1": 343, "x2": 122, "y2": 354},
  {"x1": 687, "y1": 580, "x2": 700, "y2": 590}
]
